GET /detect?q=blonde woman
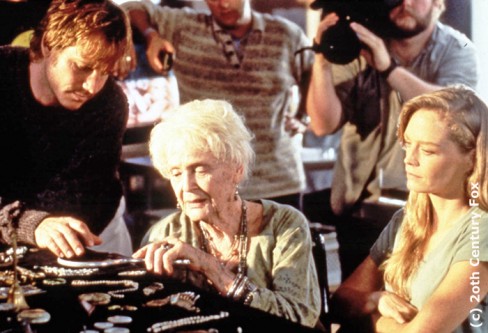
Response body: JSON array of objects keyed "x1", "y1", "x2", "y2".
[
  {"x1": 330, "y1": 86, "x2": 488, "y2": 333},
  {"x1": 133, "y1": 99, "x2": 321, "y2": 328}
]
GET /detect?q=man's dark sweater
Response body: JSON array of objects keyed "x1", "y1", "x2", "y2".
[{"x1": 0, "y1": 46, "x2": 128, "y2": 245}]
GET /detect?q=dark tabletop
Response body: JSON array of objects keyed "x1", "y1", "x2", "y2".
[{"x1": 0, "y1": 247, "x2": 322, "y2": 333}]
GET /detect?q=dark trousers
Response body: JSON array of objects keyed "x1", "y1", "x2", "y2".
[
  {"x1": 301, "y1": 189, "x2": 389, "y2": 281},
  {"x1": 334, "y1": 215, "x2": 386, "y2": 281}
]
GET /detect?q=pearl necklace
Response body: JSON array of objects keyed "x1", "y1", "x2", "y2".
[
  {"x1": 198, "y1": 199, "x2": 248, "y2": 275},
  {"x1": 71, "y1": 279, "x2": 139, "y2": 299}
]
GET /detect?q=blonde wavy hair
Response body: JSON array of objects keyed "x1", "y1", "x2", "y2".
[
  {"x1": 149, "y1": 99, "x2": 255, "y2": 182},
  {"x1": 30, "y1": 0, "x2": 131, "y2": 75},
  {"x1": 383, "y1": 85, "x2": 488, "y2": 299}
]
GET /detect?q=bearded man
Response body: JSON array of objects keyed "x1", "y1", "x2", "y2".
[{"x1": 306, "y1": 0, "x2": 478, "y2": 280}]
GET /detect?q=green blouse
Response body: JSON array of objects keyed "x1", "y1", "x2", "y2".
[{"x1": 141, "y1": 199, "x2": 321, "y2": 328}]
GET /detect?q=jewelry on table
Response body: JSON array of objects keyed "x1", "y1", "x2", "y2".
[
  {"x1": 104, "y1": 327, "x2": 129, "y2": 333},
  {"x1": 144, "y1": 297, "x2": 170, "y2": 308},
  {"x1": 17, "y1": 266, "x2": 46, "y2": 280},
  {"x1": 148, "y1": 311, "x2": 229, "y2": 333},
  {"x1": 124, "y1": 305, "x2": 138, "y2": 311},
  {"x1": 0, "y1": 302, "x2": 15, "y2": 312},
  {"x1": 17, "y1": 308, "x2": 51, "y2": 324},
  {"x1": 0, "y1": 246, "x2": 28, "y2": 266},
  {"x1": 71, "y1": 279, "x2": 139, "y2": 299},
  {"x1": 78, "y1": 292, "x2": 111, "y2": 305},
  {"x1": 0, "y1": 285, "x2": 45, "y2": 300},
  {"x1": 0, "y1": 245, "x2": 29, "y2": 267},
  {"x1": 108, "y1": 304, "x2": 138, "y2": 311},
  {"x1": 0, "y1": 268, "x2": 43, "y2": 285},
  {"x1": 143, "y1": 282, "x2": 164, "y2": 296},
  {"x1": 42, "y1": 278, "x2": 66, "y2": 286},
  {"x1": 144, "y1": 291, "x2": 200, "y2": 312},
  {"x1": 94, "y1": 322, "x2": 114, "y2": 330},
  {"x1": 35, "y1": 265, "x2": 99, "y2": 277},
  {"x1": 118, "y1": 269, "x2": 146, "y2": 277},
  {"x1": 107, "y1": 315, "x2": 133, "y2": 324},
  {"x1": 169, "y1": 291, "x2": 201, "y2": 313}
]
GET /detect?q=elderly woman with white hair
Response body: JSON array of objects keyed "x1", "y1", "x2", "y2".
[{"x1": 133, "y1": 99, "x2": 321, "y2": 328}]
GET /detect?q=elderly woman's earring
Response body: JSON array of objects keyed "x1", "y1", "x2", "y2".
[
  {"x1": 234, "y1": 186, "x2": 239, "y2": 201},
  {"x1": 176, "y1": 202, "x2": 181, "y2": 209}
]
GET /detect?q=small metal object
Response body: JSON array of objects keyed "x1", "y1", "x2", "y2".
[
  {"x1": 170, "y1": 291, "x2": 201, "y2": 313},
  {"x1": 104, "y1": 327, "x2": 130, "y2": 333},
  {"x1": 143, "y1": 282, "x2": 164, "y2": 296},
  {"x1": 158, "y1": 51, "x2": 173, "y2": 72},
  {"x1": 36, "y1": 265, "x2": 99, "y2": 277},
  {"x1": 42, "y1": 278, "x2": 66, "y2": 286},
  {"x1": 94, "y1": 322, "x2": 114, "y2": 330},
  {"x1": 108, "y1": 305, "x2": 123, "y2": 311},
  {"x1": 0, "y1": 302, "x2": 15, "y2": 312},
  {"x1": 118, "y1": 270, "x2": 146, "y2": 277},
  {"x1": 0, "y1": 285, "x2": 45, "y2": 300},
  {"x1": 78, "y1": 292, "x2": 111, "y2": 306},
  {"x1": 17, "y1": 308, "x2": 51, "y2": 324},
  {"x1": 144, "y1": 298, "x2": 170, "y2": 308},
  {"x1": 107, "y1": 315, "x2": 132, "y2": 325},
  {"x1": 123, "y1": 305, "x2": 138, "y2": 312}
]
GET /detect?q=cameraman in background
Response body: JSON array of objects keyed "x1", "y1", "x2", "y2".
[{"x1": 306, "y1": 0, "x2": 478, "y2": 282}]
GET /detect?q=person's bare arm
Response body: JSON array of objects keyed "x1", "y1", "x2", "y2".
[
  {"x1": 125, "y1": 8, "x2": 175, "y2": 73},
  {"x1": 306, "y1": 13, "x2": 343, "y2": 136},
  {"x1": 350, "y1": 22, "x2": 442, "y2": 101},
  {"x1": 375, "y1": 261, "x2": 488, "y2": 333},
  {"x1": 331, "y1": 256, "x2": 384, "y2": 319}
]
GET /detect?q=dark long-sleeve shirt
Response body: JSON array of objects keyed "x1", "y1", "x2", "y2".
[{"x1": 0, "y1": 46, "x2": 128, "y2": 245}]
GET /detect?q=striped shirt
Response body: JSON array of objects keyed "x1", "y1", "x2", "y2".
[{"x1": 122, "y1": 2, "x2": 315, "y2": 199}]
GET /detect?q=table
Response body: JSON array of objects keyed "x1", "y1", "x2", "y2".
[{"x1": 0, "y1": 248, "x2": 322, "y2": 333}]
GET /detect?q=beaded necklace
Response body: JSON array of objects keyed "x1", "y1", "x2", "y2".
[{"x1": 198, "y1": 199, "x2": 248, "y2": 275}]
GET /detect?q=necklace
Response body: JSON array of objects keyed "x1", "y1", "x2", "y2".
[{"x1": 198, "y1": 199, "x2": 248, "y2": 275}]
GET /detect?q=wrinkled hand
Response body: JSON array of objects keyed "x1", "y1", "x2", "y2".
[
  {"x1": 349, "y1": 22, "x2": 391, "y2": 71},
  {"x1": 145, "y1": 31, "x2": 175, "y2": 74},
  {"x1": 133, "y1": 236, "x2": 202, "y2": 275},
  {"x1": 372, "y1": 291, "x2": 418, "y2": 324},
  {"x1": 35, "y1": 217, "x2": 101, "y2": 258}
]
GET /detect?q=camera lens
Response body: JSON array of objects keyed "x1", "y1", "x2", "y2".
[{"x1": 317, "y1": 20, "x2": 361, "y2": 65}]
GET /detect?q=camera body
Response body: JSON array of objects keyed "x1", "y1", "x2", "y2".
[{"x1": 311, "y1": 0, "x2": 403, "y2": 64}]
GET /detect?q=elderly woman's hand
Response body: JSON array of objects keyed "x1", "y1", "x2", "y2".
[{"x1": 133, "y1": 236, "x2": 204, "y2": 275}]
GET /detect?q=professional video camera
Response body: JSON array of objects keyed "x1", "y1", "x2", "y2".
[{"x1": 310, "y1": 0, "x2": 403, "y2": 64}]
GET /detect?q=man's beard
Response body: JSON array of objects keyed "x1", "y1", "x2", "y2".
[{"x1": 388, "y1": 6, "x2": 434, "y2": 39}]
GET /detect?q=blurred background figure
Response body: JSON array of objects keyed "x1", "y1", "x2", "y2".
[{"x1": 122, "y1": 0, "x2": 315, "y2": 209}]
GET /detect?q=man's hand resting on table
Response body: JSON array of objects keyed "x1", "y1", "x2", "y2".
[{"x1": 35, "y1": 217, "x2": 101, "y2": 258}]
